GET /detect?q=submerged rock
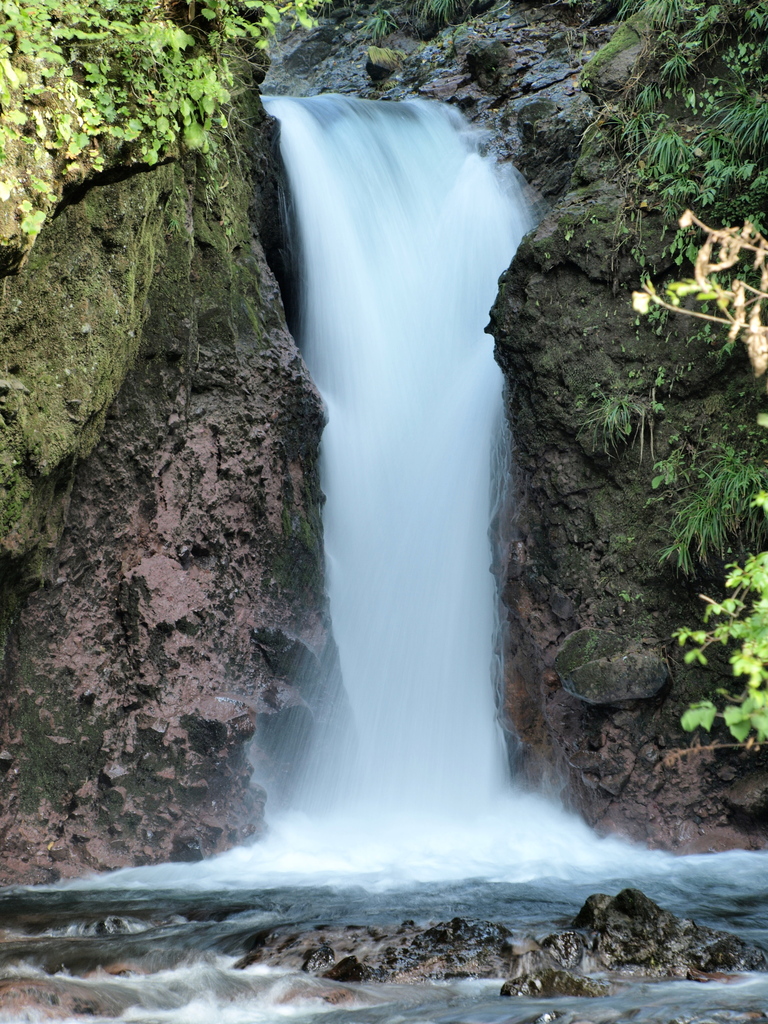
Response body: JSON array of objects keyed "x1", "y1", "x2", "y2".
[{"x1": 501, "y1": 969, "x2": 608, "y2": 998}]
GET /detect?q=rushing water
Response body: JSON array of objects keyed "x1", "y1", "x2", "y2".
[
  {"x1": 266, "y1": 94, "x2": 522, "y2": 818},
  {"x1": 2, "y1": 96, "x2": 768, "y2": 1023}
]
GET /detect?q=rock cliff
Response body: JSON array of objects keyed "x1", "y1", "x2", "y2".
[
  {"x1": 2, "y1": 0, "x2": 767, "y2": 881},
  {"x1": 0, "y1": 87, "x2": 337, "y2": 882}
]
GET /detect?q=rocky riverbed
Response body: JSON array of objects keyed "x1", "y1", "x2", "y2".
[{"x1": 0, "y1": 879, "x2": 766, "y2": 1022}]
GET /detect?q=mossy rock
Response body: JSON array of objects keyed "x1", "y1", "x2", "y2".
[
  {"x1": 580, "y1": 15, "x2": 650, "y2": 100},
  {"x1": 366, "y1": 46, "x2": 404, "y2": 81},
  {"x1": 501, "y1": 968, "x2": 608, "y2": 998},
  {"x1": 555, "y1": 628, "x2": 668, "y2": 705}
]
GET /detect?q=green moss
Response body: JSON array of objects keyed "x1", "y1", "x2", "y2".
[
  {"x1": 14, "y1": 650, "x2": 106, "y2": 814},
  {"x1": 580, "y1": 14, "x2": 646, "y2": 91},
  {"x1": 0, "y1": 163, "x2": 178, "y2": 626}
]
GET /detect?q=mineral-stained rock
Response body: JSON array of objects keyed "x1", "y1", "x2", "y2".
[
  {"x1": 0, "y1": 978, "x2": 121, "y2": 1019},
  {"x1": 500, "y1": 969, "x2": 609, "y2": 998},
  {"x1": 573, "y1": 889, "x2": 767, "y2": 976}
]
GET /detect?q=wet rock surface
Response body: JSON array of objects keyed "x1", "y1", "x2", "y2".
[
  {"x1": 231, "y1": 893, "x2": 766, "y2": 989},
  {"x1": 574, "y1": 889, "x2": 766, "y2": 976},
  {"x1": 263, "y1": 2, "x2": 611, "y2": 203},
  {"x1": 500, "y1": 968, "x2": 609, "y2": 997},
  {"x1": 485, "y1": 7, "x2": 768, "y2": 849},
  {"x1": 0, "y1": 886, "x2": 764, "y2": 1020},
  {"x1": 234, "y1": 916, "x2": 515, "y2": 980}
]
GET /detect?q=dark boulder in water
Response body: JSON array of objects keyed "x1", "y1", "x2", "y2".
[
  {"x1": 323, "y1": 955, "x2": 373, "y2": 981},
  {"x1": 302, "y1": 944, "x2": 336, "y2": 973},
  {"x1": 572, "y1": 888, "x2": 767, "y2": 976}
]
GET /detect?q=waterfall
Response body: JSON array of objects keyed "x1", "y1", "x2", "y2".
[
  {"x1": 265, "y1": 95, "x2": 531, "y2": 818},
  {"x1": 82, "y1": 94, "x2": 674, "y2": 887}
]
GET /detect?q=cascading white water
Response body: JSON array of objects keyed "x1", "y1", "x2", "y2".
[{"x1": 266, "y1": 94, "x2": 529, "y2": 817}]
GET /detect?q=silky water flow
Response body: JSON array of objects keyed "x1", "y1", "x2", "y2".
[
  {"x1": 267, "y1": 93, "x2": 516, "y2": 819},
  {"x1": 2, "y1": 96, "x2": 768, "y2": 1024}
]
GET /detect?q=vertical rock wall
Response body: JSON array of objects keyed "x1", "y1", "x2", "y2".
[
  {"x1": 490, "y1": 141, "x2": 768, "y2": 852},
  {"x1": 0, "y1": 92, "x2": 335, "y2": 882}
]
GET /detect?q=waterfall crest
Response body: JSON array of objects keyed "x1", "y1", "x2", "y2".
[{"x1": 264, "y1": 95, "x2": 532, "y2": 817}]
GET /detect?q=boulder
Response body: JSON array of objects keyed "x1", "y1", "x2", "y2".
[
  {"x1": 555, "y1": 629, "x2": 668, "y2": 705},
  {"x1": 580, "y1": 15, "x2": 650, "y2": 100},
  {"x1": 573, "y1": 889, "x2": 767, "y2": 976},
  {"x1": 323, "y1": 955, "x2": 372, "y2": 981},
  {"x1": 465, "y1": 38, "x2": 509, "y2": 88},
  {"x1": 501, "y1": 969, "x2": 608, "y2": 997},
  {"x1": 366, "y1": 46, "x2": 403, "y2": 81},
  {"x1": 725, "y1": 772, "x2": 768, "y2": 817}
]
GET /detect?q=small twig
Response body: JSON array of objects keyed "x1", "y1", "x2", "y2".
[{"x1": 662, "y1": 739, "x2": 761, "y2": 767}]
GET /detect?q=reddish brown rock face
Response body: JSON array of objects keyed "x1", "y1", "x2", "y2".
[
  {"x1": 0, "y1": 115, "x2": 335, "y2": 883},
  {"x1": 490, "y1": 188, "x2": 768, "y2": 855}
]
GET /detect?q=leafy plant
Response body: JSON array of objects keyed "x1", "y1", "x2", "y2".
[
  {"x1": 418, "y1": 0, "x2": 458, "y2": 26},
  {"x1": 633, "y1": 212, "x2": 768, "y2": 746},
  {"x1": 579, "y1": 387, "x2": 663, "y2": 460},
  {"x1": 589, "y1": 1, "x2": 768, "y2": 229},
  {"x1": 579, "y1": 391, "x2": 647, "y2": 454},
  {"x1": 0, "y1": 0, "x2": 316, "y2": 247},
  {"x1": 363, "y1": 6, "x2": 397, "y2": 40},
  {"x1": 651, "y1": 445, "x2": 691, "y2": 489},
  {"x1": 678, "y1": 508, "x2": 768, "y2": 743},
  {"x1": 633, "y1": 211, "x2": 768, "y2": 393},
  {"x1": 659, "y1": 444, "x2": 768, "y2": 575}
]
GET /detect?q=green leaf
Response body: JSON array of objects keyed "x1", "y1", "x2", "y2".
[
  {"x1": 726, "y1": 717, "x2": 752, "y2": 743},
  {"x1": 182, "y1": 121, "x2": 206, "y2": 150},
  {"x1": 20, "y1": 209, "x2": 46, "y2": 235},
  {"x1": 681, "y1": 701, "x2": 717, "y2": 732}
]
